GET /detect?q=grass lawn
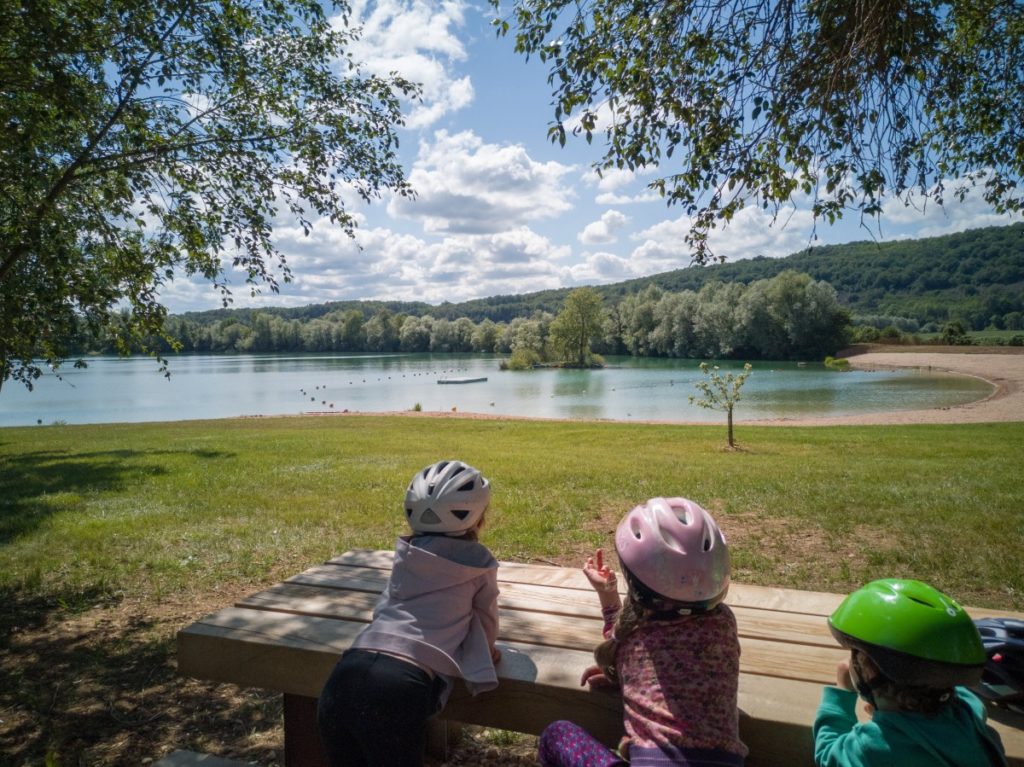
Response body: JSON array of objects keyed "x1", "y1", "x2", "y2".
[
  {"x1": 3, "y1": 414, "x2": 1022, "y2": 609},
  {"x1": 1, "y1": 414, "x2": 1022, "y2": 765}
]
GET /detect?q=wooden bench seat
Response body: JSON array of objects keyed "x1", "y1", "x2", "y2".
[{"x1": 178, "y1": 549, "x2": 1024, "y2": 766}]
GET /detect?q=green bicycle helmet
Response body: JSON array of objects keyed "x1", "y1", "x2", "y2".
[{"x1": 828, "y1": 579, "x2": 986, "y2": 689}]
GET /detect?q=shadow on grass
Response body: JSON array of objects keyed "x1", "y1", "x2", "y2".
[
  {"x1": 0, "y1": 447, "x2": 233, "y2": 543},
  {"x1": 0, "y1": 590, "x2": 283, "y2": 766}
]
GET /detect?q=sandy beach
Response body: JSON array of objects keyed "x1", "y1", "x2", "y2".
[{"x1": 743, "y1": 348, "x2": 1024, "y2": 426}]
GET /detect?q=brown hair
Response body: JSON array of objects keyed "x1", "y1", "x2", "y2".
[{"x1": 593, "y1": 593, "x2": 645, "y2": 684}]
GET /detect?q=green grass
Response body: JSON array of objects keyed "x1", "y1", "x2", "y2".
[
  {"x1": 916, "y1": 329, "x2": 1024, "y2": 344},
  {"x1": 1, "y1": 416, "x2": 1022, "y2": 611}
]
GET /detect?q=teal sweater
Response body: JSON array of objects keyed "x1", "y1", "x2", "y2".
[{"x1": 813, "y1": 686, "x2": 1006, "y2": 767}]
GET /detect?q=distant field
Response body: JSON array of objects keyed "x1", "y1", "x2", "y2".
[
  {"x1": 915, "y1": 329, "x2": 1024, "y2": 344},
  {"x1": 2, "y1": 415, "x2": 1022, "y2": 610}
]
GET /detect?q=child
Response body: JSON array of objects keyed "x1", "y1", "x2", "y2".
[
  {"x1": 815, "y1": 578, "x2": 1007, "y2": 767},
  {"x1": 316, "y1": 459, "x2": 502, "y2": 767},
  {"x1": 539, "y1": 496, "x2": 748, "y2": 767}
]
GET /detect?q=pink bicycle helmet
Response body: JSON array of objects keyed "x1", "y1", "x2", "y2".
[
  {"x1": 405, "y1": 460, "x2": 491, "y2": 535},
  {"x1": 614, "y1": 497, "x2": 730, "y2": 611}
]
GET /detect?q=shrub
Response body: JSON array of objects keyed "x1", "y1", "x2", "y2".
[
  {"x1": 505, "y1": 348, "x2": 541, "y2": 371},
  {"x1": 851, "y1": 326, "x2": 881, "y2": 342}
]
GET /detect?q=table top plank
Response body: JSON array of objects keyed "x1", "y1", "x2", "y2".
[
  {"x1": 246, "y1": 579, "x2": 839, "y2": 646},
  {"x1": 325, "y1": 549, "x2": 1024, "y2": 621}
]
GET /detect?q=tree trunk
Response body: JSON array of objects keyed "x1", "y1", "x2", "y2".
[{"x1": 727, "y1": 407, "x2": 734, "y2": 447}]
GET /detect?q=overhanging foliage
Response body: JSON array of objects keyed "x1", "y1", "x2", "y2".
[
  {"x1": 492, "y1": 0, "x2": 1024, "y2": 260},
  {"x1": 0, "y1": 0, "x2": 416, "y2": 389}
]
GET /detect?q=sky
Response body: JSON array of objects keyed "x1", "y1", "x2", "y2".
[{"x1": 163, "y1": 0, "x2": 1023, "y2": 314}]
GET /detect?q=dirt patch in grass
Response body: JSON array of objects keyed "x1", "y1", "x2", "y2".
[{"x1": 0, "y1": 590, "x2": 284, "y2": 766}]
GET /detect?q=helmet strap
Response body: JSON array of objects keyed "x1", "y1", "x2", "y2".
[{"x1": 850, "y1": 650, "x2": 891, "y2": 707}]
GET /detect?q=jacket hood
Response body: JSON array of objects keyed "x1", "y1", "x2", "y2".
[{"x1": 388, "y1": 536, "x2": 497, "y2": 600}]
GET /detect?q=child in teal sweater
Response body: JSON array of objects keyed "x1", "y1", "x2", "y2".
[{"x1": 814, "y1": 579, "x2": 1007, "y2": 767}]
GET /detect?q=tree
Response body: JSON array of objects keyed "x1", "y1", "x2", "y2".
[
  {"x1": 471, "y1": 318, "x2": 500, "y2": 352},
  {"x1": 690, "y1": 362, "x2": 753, "y2": 448},
  {"x1": 493, "y1": 0, "x2": 1024, "y2": 261},
  {"x1": 0, "y1": 0, "x2": 416, "y2": 390},
  {"x1": 550, "y1": 287, "x2": 605, "y2": 366},
  {"x1": 338, "y1": 310, "x2": 367, "y2": 352},
  {"x1": 399, "y1": 315, "x2": 433, "y2": 352},
  {"x1": 364, "y1": 309, "x2": 399, "y2": 352},
  {"x1": 764, "y1": 272, "x2": 850, "y2": 359}
]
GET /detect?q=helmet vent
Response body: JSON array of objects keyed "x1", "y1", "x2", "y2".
[
  {"x1": 420, "y1": 509, "x2": 442, "y2": 525},
  {"x1": 908, "y1": 596, "x2": 934, "y2": 607},
  {"x1": 457, "y1": 479, "x2": 475, "y2": 492},
  {"x1": 451, "y1": 509, "x2": 470, "y2": 521},
  {"x1": 405, "y1": 508, "x2": 413, "y2": 518},
  {"x1": 702, "y1": 534, "x2": 713, "y2": 552}
]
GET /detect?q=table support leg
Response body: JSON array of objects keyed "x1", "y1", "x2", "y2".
[
  {"x1": 282, "y1": 693, "x2": 461, "y2": 765},
  {"x1": 284, "y1": 693, "x2": 328, "y2": 767}
]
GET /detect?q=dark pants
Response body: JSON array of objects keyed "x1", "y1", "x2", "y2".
[{"x1": 317, "y1": 649, "x2": 445, "y2": 767}]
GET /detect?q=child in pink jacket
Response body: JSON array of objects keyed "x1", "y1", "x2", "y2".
[{"x1": 317, "y1": 460, "x2": 501, "y2": 767}]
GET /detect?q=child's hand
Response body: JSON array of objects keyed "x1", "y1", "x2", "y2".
[
  {"x1": 491, "y1": 646, "x2": 502, "y2": 664},
  {"x1": 580, "y1": 664, "x2": 615, "y2": 688},
  {"x1": 836, "y1": 660, "x2": 855, "y2": 692},
  {"x1": 616, "y1": 736, "x2": 631, "y2": 760},
  {"x1": 583, "y1": 549, "x2": 618, "y2": 594}
]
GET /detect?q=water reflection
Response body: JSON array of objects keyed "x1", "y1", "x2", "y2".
[{"x1": 0, "y1": 353, "x2": 993, "y2": 427}]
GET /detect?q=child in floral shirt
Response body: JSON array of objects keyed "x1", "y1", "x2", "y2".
[{"x1": 538, "y1": 497, "x2": 747, "y2": 767}]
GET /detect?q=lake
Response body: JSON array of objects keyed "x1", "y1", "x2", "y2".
[{"x1": 0, "y1": 353, "x2": 993, "y2": 428}]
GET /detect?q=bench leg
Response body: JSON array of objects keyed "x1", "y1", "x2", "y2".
[
  {"x1": 425, "y1": 718, "x2": 463, "y2": 761},
  {"x1": 283, "y1": 693, "x2": 328, "y2": 767},
  {"x1": 282, "y1": 694, "x2": 462, "y2": 766}
]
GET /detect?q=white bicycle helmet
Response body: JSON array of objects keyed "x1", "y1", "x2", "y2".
[{"x1": 405, "y1": 460, "x2": 491, "y2": 535}]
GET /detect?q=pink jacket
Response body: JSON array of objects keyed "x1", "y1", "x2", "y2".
[{"x1": 352, "y1": 535, "x2": 500, "y2": 696}]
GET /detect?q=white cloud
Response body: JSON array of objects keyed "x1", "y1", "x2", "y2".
[
  {"x1": 579, "y1": 210, "x2": 629, "y2": 244},
  {"x1": 389, "y1": 130, "x2": 577, "y2": 234},
  {"x1": 629, "y1": 204, "x2": 817, "y2": 271},
  {"x1": 338, "y1": 0, "x2": 472, "y2": 128},
  {"x1": 569, "y1": 251, "x2": 643, "y2": 283},
  {"x1": 595, "y1": 190, "x2": 662, "y2": 205},
  {"x1": 880, "y1": 177, "x2": 1024, "y2": 238},
  {"x1": 589, "y1": 167, "x2": 636, "y2": 192},
  {"x1": 188, "y1": 211, "x2": 577, "y2": 309}
]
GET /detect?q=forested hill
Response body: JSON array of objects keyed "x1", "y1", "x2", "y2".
[
  {"x1": 178, "y1": 223, "x2": 1024, "y2": 330},
  {"x1": 608, "y1": 222, "x2": 1024, "y2": 329}
]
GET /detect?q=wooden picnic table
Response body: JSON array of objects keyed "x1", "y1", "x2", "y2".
[{"x1": 178, "y1": 549, "x2": 1024, "y2": 766}]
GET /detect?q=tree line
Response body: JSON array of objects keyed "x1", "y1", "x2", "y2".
[{"x1": 73, "y1": 271, "x2": 850, "y2": 362}]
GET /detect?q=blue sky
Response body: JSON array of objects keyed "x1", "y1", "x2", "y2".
[{"x1": 164, "y1": 0, "x2": 1023, "y2": 314}]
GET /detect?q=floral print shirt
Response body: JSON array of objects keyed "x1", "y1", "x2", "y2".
[{"x1": 606, "y1": 604, "x2": 748, "y2": 758}]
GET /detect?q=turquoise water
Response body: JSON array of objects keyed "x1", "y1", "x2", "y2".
[{"x1": 0, "y1": 353, "x2": 993, "y2": 427}]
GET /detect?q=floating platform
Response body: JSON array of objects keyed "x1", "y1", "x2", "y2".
[{"x1": 437, "y1": 377, "x2": 488, "y2": 384}]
